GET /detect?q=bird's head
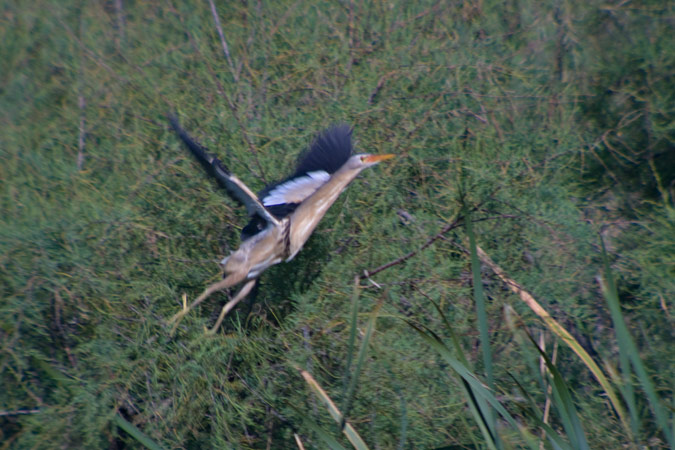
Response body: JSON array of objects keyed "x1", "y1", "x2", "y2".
[{"x1": 347, "y1": 153, "x2": 395, "y2": 170}]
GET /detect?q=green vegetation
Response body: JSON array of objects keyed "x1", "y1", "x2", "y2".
[{"x1": 1, "y1": 0, "x2": 672, "y2": 448}]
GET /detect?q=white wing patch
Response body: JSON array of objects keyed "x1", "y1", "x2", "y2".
[{"x1": 262, "y1": 170, "x2": 330, "y2": 206}]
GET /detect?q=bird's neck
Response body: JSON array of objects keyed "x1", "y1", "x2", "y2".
[{"x1": 286, "y1": 166, "x2": 363, "y2": 260}]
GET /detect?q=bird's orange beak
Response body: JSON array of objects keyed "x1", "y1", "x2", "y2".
[{"x1": 363, "y1": 154, "x2": 395, "y2": 164}]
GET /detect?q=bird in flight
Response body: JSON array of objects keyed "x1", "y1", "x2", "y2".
[{"x1": 167, "y1": 115, "x2": 394, "y2": 333}]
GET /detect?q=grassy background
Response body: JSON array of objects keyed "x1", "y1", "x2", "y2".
[{"x1": 1, "y1": 0, "x2": 673, "y2": 448}]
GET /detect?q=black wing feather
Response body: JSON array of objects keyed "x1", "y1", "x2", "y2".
[
  {"x1": 294, "y1": 123, "x2": 353, "y2": 177},
  {"x1": 168, "y1": 114, "x2": 231, "y2": 185},
  {"x1": 240, "y1": 203, "x2": 299, "y2": 240},
  {"x1": 167, "y1": 114, "x2": 279, "y2": 228},
  {"x1": 257, "y1": 124, "x2": 353, "y2": 213},
  {"x1": 168, "y1": 118, "x2": 352, "y2": 240}
]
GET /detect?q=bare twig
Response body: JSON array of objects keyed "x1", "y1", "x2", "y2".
[
  {"x1": 361, "y1": 211, "x2": 519, "y2": 280},
  {"x1": 390, "y1": 1, "x2": 442, "y2": 31},
  {"x1": 0, "y1": 409, "x2": 41, "y2": 417},
  {"x1": 76, "y1": 11, "x2": 86, "y2": 171},
  {"x1": 77, "y1": 95, "x2": 85, "y2": 170},
  {"x1": 361, "y1": 215, "x2": 464, "y2": 279},
  {"x1": 114, "y1": 0, "x2": 125, "y2": 48},
  {"x1": 208, "y1": 0, "x2": 239, "y2": 82},
  {"x1": 182, "y1": 28, "x2": 267, "y2": 182},
  {"x1": 368, "y1": 70, "x2": 397, "y2": 104}
]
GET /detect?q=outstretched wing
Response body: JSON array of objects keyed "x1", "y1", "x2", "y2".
[
  {"x1": 259, "y1": 124, "x2": 353, "y2": 210},
  {"x1": 168, "y1": 114, "x2": 279, "y2": 228}
]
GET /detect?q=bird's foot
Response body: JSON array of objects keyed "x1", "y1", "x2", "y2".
[
  {"x1": 168, "y1": 293, "x2": 190, "y2": 335},
  {"x1": 204, "y1": 279, "x2": 257, "y2": 335}
]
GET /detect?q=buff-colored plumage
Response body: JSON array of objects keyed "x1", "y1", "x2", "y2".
[{"x1": 167, "y1": 115, "x2": 393, "y2": 333}]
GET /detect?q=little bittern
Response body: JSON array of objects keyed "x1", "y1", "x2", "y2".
[{"x1": 168, "y1": 115, "x2": 394, "y2": 332}]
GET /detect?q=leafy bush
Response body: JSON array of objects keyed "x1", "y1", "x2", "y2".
[{"x1": 1, "y1": 1, "x2": 672, "y2": 448}]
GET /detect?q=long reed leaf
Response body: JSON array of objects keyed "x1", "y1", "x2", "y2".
[
  {"x1": 408, "y1": 321, "x2": 539, "y2": 450},
  {"x1": 113, "y1": 414, "x2": 164, "y2": 450},
  {"x1": 474, "y1": 245, "x2": 632, "y2": 436},
  {"x1": 342, "y1": 301, "x2": 382, "y2": 429},
  {"x1": 600, "y1": 239, "x2": 674, "y2": 447},
  {"x1": 507, "y1": 372, "x2": 573, "y2": 450},
  {"x1": 524, "y1": 332, "x2": 590, "y2": 450},
  {"x1": 340, "y1": 277, "x2": 361, "y2": 427},
  {"x1": 422, "y1": 294, "x2": 498, "y2": 448},
  {"x1": 465, "y1": 209, "x2": 494, "y2": 387},
  {"x1": 297, "y1": 367, "x2": 370, "y2": 450},
  {"x1": 465, "y1": 209, "x2": 497, "y2": 445}
]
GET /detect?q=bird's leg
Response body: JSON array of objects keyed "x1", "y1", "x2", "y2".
[
  {"x1": 205, "y1": 278, "x2": 257, "y2": 335},
  {"x1": 169, "y1": 270, "x2": 247, "y2": 334}
]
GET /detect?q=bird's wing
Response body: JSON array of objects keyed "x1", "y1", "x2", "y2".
[
  {"x1": 258, "y1": 124, "x2": 353, "y2": 209},
  {"x1": 294, "y1": 124, "x2": 353, "y2": 175},
  {"x1": 168, "y1": 114, "x2": 280, "y2": 227},
  {"x1": 262, "y1": 170, "x2": 330, "y2": 206}
]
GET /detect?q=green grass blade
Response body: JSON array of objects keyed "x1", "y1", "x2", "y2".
[
  {"x1": 615, "y1": 319, "x2": 640, "y2": 439},
  {"x1": 113, "y1": 414, "x2": 164, "y2": 450},
  {"x1": 504, "y1": 306, "x2": 549, "y2": 395},
  {"x1": 464, "y1": 207, "x2": 497, "y2": 442},
  {"x1": 408, "y1": 321, "x2": 539, "y2": 450},
  {"x1": 342, "y1": 301, "x2": 383, "y2": 428},
  {"x1": 288, "y1": 410, "x2": 347, "y2": 450},
  {"x1": 340, "y1": 277, "x2": 361, "y2": 427},
  {"x1": 524, "y1": 332, "x2": 590, "y2": 450},
  {"x1": 396, "y1": 389, "x2": 408, "y2": 450},
  {"x1": 461, "y1": 378, "x2": 499, "y2": 450},
  {"x1": 599, "y1": 242, "x2": 640, "y2": 439},
  {"x1": 411, "y1": 321, "x2": 496, "y2": 449},
  {"x1": 306, "y1": 426, "x2": 346, "y2": 450},
  {"x1": 465, "y1": 209, "x2": 494, "y2": 386},
  {"x1": 475, "y1": 246, "x2": 632, "y2": 436},
  {"x1": 507, "y1": 372, "x2": 574, "y2": 450},
  {"x1": 600, "y1": 239, "x2": 674, "y2": 447},
  {"x1": 423, "y1": 294, "x2": 497, "y2": 448}
]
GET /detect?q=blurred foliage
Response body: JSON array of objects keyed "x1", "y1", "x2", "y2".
[{"x1": 1, "y1": 0, "x2": 672, "y2": 448}]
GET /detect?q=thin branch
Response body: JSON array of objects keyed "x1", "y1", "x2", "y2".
[
  {"x1": 76, "y1": 10, "x2": 86, "y2": 171},
  {"x1": 361, "y1": 215, "x2": 464, "y2": 279},
  {"x1": 114, "y1": 0, "x2": 125, "y2": 49},
  {"x1": 208, "y1": 0, "x2": 239, "y2": 82},
  {"x1": 368, "y1": 70, "x2": 397, "y2": 104},
  {"x1": 361, "y1": 211, "x2": 519, "y2": 280},
  {"x1": 390, "y1": 0, "x2": 442, "y2": 32},
  {"x1": 183, "y1": 28, "x2": 267, "y2": 183},
  {"x1": 77, "y1": 94, "x2": 85, "y2": 170},
  {"x1": 0, "y1": 409, "x2": 41, "y2": 417}
]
